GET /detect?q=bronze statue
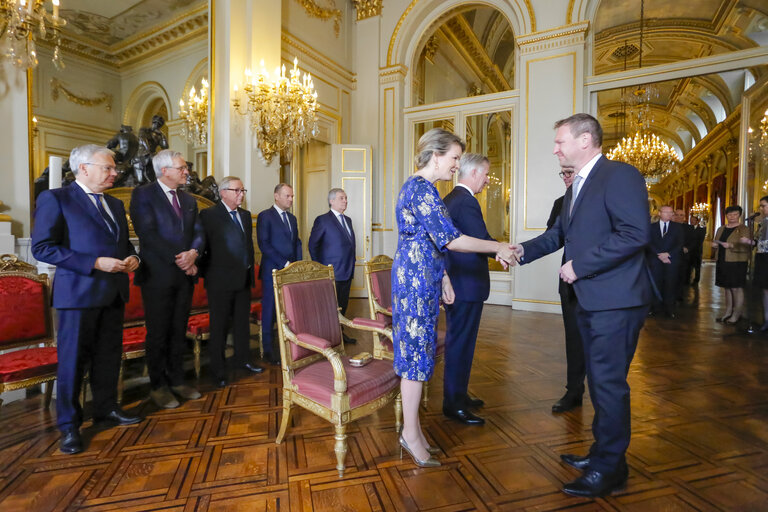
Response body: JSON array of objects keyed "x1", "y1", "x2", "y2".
[{"x1": 135, "y1": 115, "x2": 169, "y2": 183}]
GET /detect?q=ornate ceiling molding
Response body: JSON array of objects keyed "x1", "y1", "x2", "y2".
[
  {"x1": 293, "y1": 0, "x2": 342, "y2": 37},
  {"x1": 379, "y1": 65, "x2": 408, "y2": 84},
  {"x1": 353, "y1": 0, "x2": 382, "y2": 20},
  {"x1": 440, "y1": 16, "x2": 510, "y2": 93}
]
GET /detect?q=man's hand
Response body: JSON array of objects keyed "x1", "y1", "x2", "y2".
[
  {"x1": 657, "y1": 252, "x2": 671, "y2": 264},
  {"x1": 559, "y1": 260, "x2": 578, "y2": 283},
  {"x1": 441, "y1": 273, "x2": 455, "y2": 304},
  {"x1": 95, "y1": 257, "x2": 127, "y2": 273},
  {"x1": 495, "y1": 243, "x2": 515, "y2": 269},
  {"x1": 683, "y1": 247, "x2": 689, "y2": 254},
  {"x1": 122, "y1": 256, "x2": 140, "y2": 273},
  {"x1": 175, "y1": 249, "x2": 198, "y2": 271},
  {"x1": 185, "y1": 264, "x2": 198, "y2": 276},
  {"x1": 511, "y1": 244, "x2": 524, "y2": 263}
]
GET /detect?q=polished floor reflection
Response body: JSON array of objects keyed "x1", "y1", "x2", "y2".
[{"x1": 0, "y1": 264, "x2": 767, "y2": 511}]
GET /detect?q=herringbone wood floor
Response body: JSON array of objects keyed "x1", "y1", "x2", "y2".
[{"x1": 1, "y1": 265, "x2": 768, "y2": 511}]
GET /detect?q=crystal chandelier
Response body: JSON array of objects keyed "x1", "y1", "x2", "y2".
[
  {"x1": 690, "y1": 202, "x2": 709, "y2": 220},
  {"x1": 0, "y1": 0, "x2": 66, "y2": 69},
  {"x1": 179, "y1": 78, "x2": 208, "y2": 146},
  {"x1": 606, "y1": 0, "x2": 679, "y2": 180},
  {"x1": 232, "y1": 58, "x2": 318, "y2": 164},
  {"x1": 760, "y1": 109, "x2": 768, "y2": 151}
]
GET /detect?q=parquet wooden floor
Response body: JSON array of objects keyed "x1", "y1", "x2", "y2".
[{"x1": 1, "y1": 264, "x2": 768, "y2": 511}]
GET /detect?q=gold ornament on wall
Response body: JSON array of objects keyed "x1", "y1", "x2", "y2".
[
  {"x1": 50, "y1": 78, "x2": 112, "y2": 111},
  {"x1": 352, "y1": 0, "x2": 382, "y2": 21},
  {"x1": 293, "y1": 0, "x2": 341, "y2": 37}
]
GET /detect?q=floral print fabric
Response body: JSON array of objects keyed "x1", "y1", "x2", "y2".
[{"x1": 392, "y1": 176, "x2": 460, "y2": 381}]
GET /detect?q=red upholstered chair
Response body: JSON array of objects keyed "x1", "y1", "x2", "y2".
[
  {"x1": 187, "y1": 279, "x2": 210, "y2": 378},
  {"x1": 364, "y1": 254, "x2": 444, "y2": 409},
  {"x1": 273, "y1": 260, "x2": 401, "y2": 477},
  {"x1": 118, "y1": 272, "x2": 147, "y2": 403},
  {"x1": 249, "y1": 264, "x2": 263, "y2": 356},
  {"x1": 0, "y1": 254, "x2": 57, "y2": 409}
]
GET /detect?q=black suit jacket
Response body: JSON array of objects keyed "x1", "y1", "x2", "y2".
[
  {"x1": 256, "y1": 206, "x2": 302, "y2": 280},
  {"x1": 444, "y1": 186, "x2": 495, "y2": 302},
  {"x1": 648, "y1": 221, "x2": 684, "y2": 263},
  {"x1": 130, "y1": 181, "x2": 205, "y2": 287},
  {"x1": 199, "y1": 202, "x2": 255, "y2": 291},
  {"x1": 522, "y1": 155, "x2": 651, "y2": 311},
  {"x1": 308, "y1": 210, "x2": 356, "y2": 281}
]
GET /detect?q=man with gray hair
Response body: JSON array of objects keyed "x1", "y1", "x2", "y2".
[
  {"x1": 32, "y1": 144, "x2": 142, "y2": 454},
  {"x1": 199, "y1": 176, "x2": 263, "y2": 388},
  {"x1": 441, "y1": 153, "x2": 495, "y2": 425},
  {"x1": 308, "y1": 188, "x2": 357, "y2": 344},
  {"x1": 130, "y1": 149, "x2": 205, "y2": 408}
]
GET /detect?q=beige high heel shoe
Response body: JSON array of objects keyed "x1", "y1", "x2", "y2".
[{"x1": 399, "y1": 436, "x2": 441, "y2": 467}]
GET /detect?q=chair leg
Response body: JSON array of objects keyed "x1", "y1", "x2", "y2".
[
  {"x1": 421, "y1": 380, "x2": 429, "y2": 409},
  {"x1": 334, "y1": 424, "x2": 347, "y2": 478},
  {"x1": 44, "y1": 380, "x2": 54, "y2": 409},
  {"x1": 395, "y1": 392, "x2": 402, "y2": 433},
  {"x1": 193, "y1": 338, "x2": 201, "y2": 379},
  {"x1": 117, "y1": 360, "x2": 125, "y2": 405},
  {"x1": 276, "y1": 391, "x2": 292, "y2": 444}
]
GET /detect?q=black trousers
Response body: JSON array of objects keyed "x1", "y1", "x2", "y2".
[
  {"x1": 560, "y1": 284, "x2": 585, "y2": 395},
  {"x1": 336, "y1": 278, "x2": 352, "y2": 315},
  {"x1": 141, "y1": 281, "x2": 193, "y2": 389},
  {"x1": 56, "y1": 296, "x2": 124, "y2": 431},
  {"x1": 443, "y1": 300, "x2": 483, "y2": 409},
  {"x1": 650, "y1": 259, "x2": 679, "y2": 314},
  {"x1": 576, "y1": 303, "x2": 648, "y2": 474},
  {"x1": 207, "y1": 286, "x2": 251, "y2": 380}
]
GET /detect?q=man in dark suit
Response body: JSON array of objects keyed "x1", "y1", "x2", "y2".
[
  {"x1": 257, "y1": 183, "x2": 303, "y2": 364},
  {"x1": 648, "y1": 206, "x2": 684, "y2": 317},
  {"x1": 32, "y1": 144, "x2": 142, "y2": 454},
  {"x1": 674, "y1": 208, "x2": 692, "y2": 300},
  {"x1": 199, "y1": 176, "x2": 264, "y2": 387},
  {"x1": 512, "y1": 114, "x2": 651, "y2": 498},
  {"x1": 130, "y1": 150, "x2": 205, "y2": 409},
  {"x1": 441, "y1": 153, "x2": 495, "y2": 426},
  {"x1": 687, "y1": 216, "x2": 707, "y2": 285},
  {"x1": 545, "y1": 166, "x2": 586, "y2": 413},
  {"x1": 308, "y1": 188, "x2": 357, "y2": 344}
]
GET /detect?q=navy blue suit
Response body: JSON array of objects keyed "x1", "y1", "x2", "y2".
[
  {"x1": 200, "y1": 202, "x2": 255, "y2": 380},
  {"x1": 256, "y1": 206, "x2": 302, "y2": 360},
  {"x1": 443, "y1": 186, "x2": 494, "y2": 409},
  {"x1": 308, "y1": 210, "x2": 356, "y2": 315},
  {"x1": 647, "y1": 221, "x2": 684, "y2": 314},
  {"x1": 32, "y1": 183, "x2": 137, "y2": 432},
  {"x1": 521, "y1": 155, "x2": 650, "y2": 475},
  {"x1": 130, "y1": 181, "x2": 204, "y2": 389}
]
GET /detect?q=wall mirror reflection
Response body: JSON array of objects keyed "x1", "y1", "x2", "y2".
[{"x1": 30, "y1": 0, "x2": 210, "y2": 205}]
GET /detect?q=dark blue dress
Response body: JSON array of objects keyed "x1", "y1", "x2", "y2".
[{"x1": 392, "y1": 176, "x2": 461, "y2": 381}]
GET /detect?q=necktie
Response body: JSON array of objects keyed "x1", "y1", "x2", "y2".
[
  {"x1": 282, "y1": 211, "x2": 291, "y2": 234},
  {"x1": 662, "y1": 222, "x2": 668, "y2": 237},
  {"x1": 230, "y1": 210, "x2": 243, "y2": 232},
  {"x1": 339, "y1": 214, "x2": 352, "y2": 238},
  {"x1": 169, "y1": 190, "x2": 182, "y2": 219},
  {"x1": 89, "y1": 193, "x2": 118, "y2": 238},
  {"x1": 569, "y1": 174, "x2": 584, "y2": 214}
]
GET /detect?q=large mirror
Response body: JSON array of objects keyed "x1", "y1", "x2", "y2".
[{"x1": 30, "y1": 0, "x2": 210, "y2": 202}]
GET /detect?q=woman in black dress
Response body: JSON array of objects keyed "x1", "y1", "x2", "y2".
[{"x1": 711, "y1": 205, "x2": 751, "y2": 324}]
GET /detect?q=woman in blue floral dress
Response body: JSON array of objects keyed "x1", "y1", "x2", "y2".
[{"x1": 393, "y1": 128, "x2": 514, "y2": 467}]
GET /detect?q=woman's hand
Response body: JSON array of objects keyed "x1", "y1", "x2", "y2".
[
  {"x1": 441, "y1": 273, "x2": 455, "y2": 305},
  {"x1": 495, "y1": 243, "x2": 516, "y2": 269},
  {"x1": 739, "y1": 237, "x2": 753, "y2": 245},
  {"x1": 720, "y1": 242, "x2": 732, "y2": 249}
]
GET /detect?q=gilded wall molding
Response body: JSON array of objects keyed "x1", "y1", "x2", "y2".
[
  {"x1": 517, "y1": 22, "x2": 589, "y2": 55},
  {"x1": 293, "y1": 0, "x2": 342, "y2": 37},
  {"x1": 441, "y1": 16, "x2": 510, "y2": 92},
  {"x1": 379, "y1": 65, "x2": 408, "y2": 84},
  {"x1": 282, "y1": 32, "x2": 356, "y2": 88},
  {"x1": 50, "y1": 78, "x2": 113, "y2": 112},
  {"x1": 353, "y1": 0, "x2": 382, "y2": 20}
]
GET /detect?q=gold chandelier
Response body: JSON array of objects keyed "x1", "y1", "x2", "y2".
[
  {"x1": 760, "y1": 109, "x2": 768, "y2": 150},
  {"x1": 0, "y1": 0, "x2": 65, "y2": 69},
  {"x1": 607, "y1": 132, "x2": 680, "y2": 180},
  {"x1": 690, "y1": 202, "x2": 709, "y2": 220},
  {"x1": 232, "y1": 58, "x2": 318, "y2": 164},
  {"x1": 179, "y1": 78, "x2": 208, "y2": 146}
]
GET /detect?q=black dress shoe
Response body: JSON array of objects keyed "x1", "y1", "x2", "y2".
[
  {"x1": 216, "y1": 379, "x2": 228, "y2": 389},
  {"x1": 464, "y1": 396, "x2": 485, "y2": 408},
  {"x1": 243, "y1": 362, "x2": 264, "y2": 374},
  {"x1": 94, "y1": 408, "x2": 142, "y2": 425},
  {"x1": 442, "y1": 407, "x2": 485, "y2": 425},
  {"x1": 560, "y1": 453, "x2": 590, "y2": 470},
  {"x1": 59, "y1": 428, "x2": 83, "y2": 454},
  {"x1": 552, "y1": 392, "x2": 583, "y2": 413},
  {"x1": 562, "y1": 468, "x2": 628, "y2": 498}
]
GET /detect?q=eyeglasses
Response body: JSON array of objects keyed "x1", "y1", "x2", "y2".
[
  {"x1": 222, "y1": 188, "x2": 247, "y2": 194},
  {"x1": 84, "y1": 163, "x2": 117, "y2": 173},
  {"x1": 558, "y1": 170, "x2": 575, "y2": 178},
  {"x1": 168, "y1": 165, "x2": 189, "y2": 172}
]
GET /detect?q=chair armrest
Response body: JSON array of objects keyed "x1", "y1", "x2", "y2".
[
  {"x1": 373, "y1": 302, "x2": 392, "y2": 317},
  {"x1": 339, "y1": 312, "x2": 393, "y2": 341},
  {"x1": 280, "y1": 321, "x2": 347, "y2": 393}
]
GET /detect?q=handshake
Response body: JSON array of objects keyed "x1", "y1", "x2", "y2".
[
  {"x1": 493, "y1": 243, "x2": 578, "y2": 283},
  {"x1": 495, "y1": 243, "x2": 524, "y2": 269}
]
